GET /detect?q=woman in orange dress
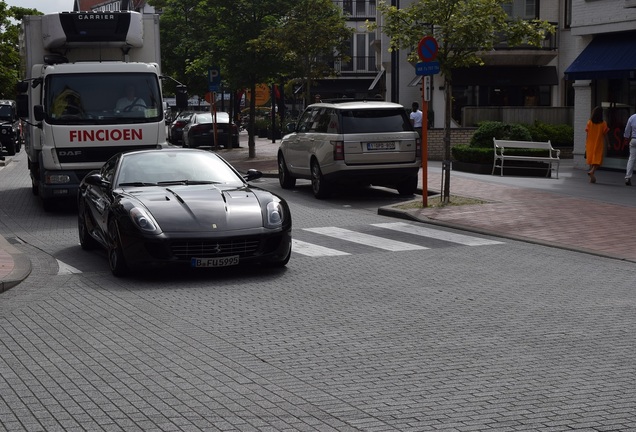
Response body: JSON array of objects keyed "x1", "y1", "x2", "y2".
[{"x1": 585, "y1": 106, "x2": 609, "y2": 183}]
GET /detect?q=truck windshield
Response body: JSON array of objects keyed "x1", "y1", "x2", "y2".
[{"x1": 45, "y1": 73, "x2": 162, "y2": 125}]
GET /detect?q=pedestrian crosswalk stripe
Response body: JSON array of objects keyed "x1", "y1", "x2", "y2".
[
  {"x1": 292, "y1": 239, "x2": 351, "y2": 257},
  {"x1": 303, "y1": 227, "x2": 429, "y2": 251},
  {"x1": 371, "y1": 222, "x2": 504, "y2": 246}
]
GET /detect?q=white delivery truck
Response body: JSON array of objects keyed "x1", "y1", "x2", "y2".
[{"x1": 16, "y1": 11, "x2": 186, "y2": 209}]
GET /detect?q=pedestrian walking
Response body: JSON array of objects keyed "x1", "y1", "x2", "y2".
[
  {"x1": 585, "y1": 106, "x2": 609, "y2": 184},
  {"x1": 624, "y1": 110, "x2": 636, "y2": 185},
  {"x1": 410, "y1": 102, "x2": 423, "y2": 135}
]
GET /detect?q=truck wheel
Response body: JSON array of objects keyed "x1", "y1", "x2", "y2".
[
  {"x1": 5, "y1": 142, "x2": 15, "y2": 156},
  {"x1": 41, "y1": 197, "x2": 55, "y2": 212}
]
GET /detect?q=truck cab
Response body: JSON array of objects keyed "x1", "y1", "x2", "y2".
[{"x1": 17, "y1": 11, "x2": 187, "y2": 209}]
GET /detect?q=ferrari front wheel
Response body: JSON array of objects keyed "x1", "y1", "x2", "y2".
[{"x1": 108, "y1": 219, "x2": 129, "y2": 277}]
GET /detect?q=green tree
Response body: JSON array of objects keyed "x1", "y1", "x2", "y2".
[
  {"x1": 260, "y1": 0, "x2": 353, "y2": 106},
  {"x1": 149, "y1": 0, "x2": 294, "y2": 156},
  {"x1": 372, "y1": 0, "x2": 555, "y2": 202},
  {"x1": 207, "y1": 0, "x2": 295, "y2": 156},
  {"x1": 148, "y1": 0, "x2": 210, "y2": 99},
  {"x1": 0, "y1": 1, "x2": 41, "y2": 98}
]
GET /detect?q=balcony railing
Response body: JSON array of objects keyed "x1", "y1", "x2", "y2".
[
  {"x1": 333, "y1": 56, "x2": 379, "y2": 74},
  {"x1": 493, "y1": 21, "x2": 559, "y2": 51},
  {"x1": 332, "y1": 0, "x2": 377, "y2": 19}
]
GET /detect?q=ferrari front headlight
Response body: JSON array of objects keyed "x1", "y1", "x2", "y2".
[
  {"x1": 265, "y1": 201, "x2": 284, "y2": 228},
  {"x1": 130, "y1": 207, "x2": 161, "y2": 233}
]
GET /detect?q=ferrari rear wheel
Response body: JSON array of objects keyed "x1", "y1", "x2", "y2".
[{"x1": 108, "y1": 219, "x2": 129, "y2": 277}]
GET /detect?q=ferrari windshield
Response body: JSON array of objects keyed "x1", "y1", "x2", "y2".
[
  {"x1": 116, "y1": 150, "x2": 245, "y2": 187},
  {"x1": 45, "y1": 72, "x2": 162, "y2": 125}
]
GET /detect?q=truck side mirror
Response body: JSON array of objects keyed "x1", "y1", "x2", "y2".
[
  {"x1": 175, "y1": 85, "x2": 188, "y2": 110},
  {"x1": 16, "y1": 81, "x2": 29, "y2": 93},
  {"x1": 16, "y1": 95, "x2": 29, "y2": 118},
  {"x1": 34, "y1": 105, "x2": 45, "y2": 121}
]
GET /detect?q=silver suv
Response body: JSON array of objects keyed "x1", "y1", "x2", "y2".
[{"x1": 277, "y1": 100, "x2": 421, "y2": 198}]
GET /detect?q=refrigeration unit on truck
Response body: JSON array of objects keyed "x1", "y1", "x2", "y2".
[{"x1": 17, "y1": 11, "x2": 187, "y2": 209}]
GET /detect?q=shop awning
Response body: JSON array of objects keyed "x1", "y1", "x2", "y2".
[
  {"x1": 565, "y1": 32, "x2": 636, "y2": 80},
  {"x1": 452, "y1": 66, "x2": 558, "y2": 86}
]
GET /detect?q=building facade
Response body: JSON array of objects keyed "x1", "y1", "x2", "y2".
[
  {"x1": 565, "y1": 0, "x2": 636, "y2": 170},
  {"x1": 312, "y1": 1, "x2": 382, "y2": 100},
  {"x1": 375, "y1": 0, "x2": 561, "y2": 130},
  {"x1": 373, "y1": 0, "x2": 636, "y2": 171}
]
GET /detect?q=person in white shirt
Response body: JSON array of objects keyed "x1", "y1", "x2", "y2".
[
  {"x1": 115, "y1": 85, "x2": 146, "y2": 112},
  {"x1": 409, "y1": 102, "x2": 423, "y2": 134},
  {"x1": 623, "y1": 112, "x2": 636, "y2": 185}
]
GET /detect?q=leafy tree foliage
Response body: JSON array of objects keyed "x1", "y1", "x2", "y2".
[
  {"x1": 149, "y1": 0, "x2": 295, "y2": 155},
  {"x1": 372, "y1": 0, "x2": 555, "y2": 201},
  {"x1": 0, "y1": 1, "x2": 41, "y2": 99},
  {"x1": 150, "y1": 0, "x2": 352, "y2": 157},
  {"x1": 148, "y1": 0, "x2": 210, "y2": 99},
  {"x1": 259, "y1": 0, "x2": 353, "y2": 106}
]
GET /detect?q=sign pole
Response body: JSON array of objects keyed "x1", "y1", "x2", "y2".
[
  {"x1": 212, "y1": 92, "x2": 219, "y2": 150},
  {"x1": 421, "y1": 81, "x2": 428, "y2": 208}
]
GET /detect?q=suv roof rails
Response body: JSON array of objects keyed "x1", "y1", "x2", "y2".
[{"x1": 319, "y1": 98, "x2": 385, "y2": 104}]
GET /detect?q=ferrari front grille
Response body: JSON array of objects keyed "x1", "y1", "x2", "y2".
[{"x1": 171, "y1": 237, "x2": 261, "y2": 260}]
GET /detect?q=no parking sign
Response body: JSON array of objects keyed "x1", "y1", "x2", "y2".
[{"x1": 417, "y1": 36, "x2": 438, "y2": 62}]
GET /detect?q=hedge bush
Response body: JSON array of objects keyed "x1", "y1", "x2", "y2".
[
  {"x1": 524, "y1": 121, "x2": 574, "y2": 147},
  {"x1": 469, "y1": 121, "x2": 533, "y2": 148},
  {"x1": 452, "y1": 120, "x2": 571, "y2": 163}
]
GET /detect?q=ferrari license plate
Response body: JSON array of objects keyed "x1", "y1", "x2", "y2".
[
  {"x1": 366, "y1": 141, "x2": 396, "y2": 150},
  {"x1": 191, "y1": 256, "x2": 239, "y2": 268}
]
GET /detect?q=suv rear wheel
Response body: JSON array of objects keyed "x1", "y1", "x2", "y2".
[
  {"x1": 397, "y1": 175, "x2": 418, "y2": 196},
  {"x1": 311, "y1": 160, "x2": 330, "y2": 199}
]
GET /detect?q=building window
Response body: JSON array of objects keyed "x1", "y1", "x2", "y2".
[{"x1": 503, "y1": 0, "x2": 538, "y2": 19}]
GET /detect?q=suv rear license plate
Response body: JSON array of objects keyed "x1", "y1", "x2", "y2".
[
  {"x1": 366, "y1": 142, "x2": 396, "y2": 150},
  {"x1": 191, "y1": 256, "x2": 240, "y2": 268}
]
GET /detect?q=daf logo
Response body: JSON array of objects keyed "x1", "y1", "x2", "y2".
[{"x1": 58, "y1": 150, "x2": 83, "y2": 156}]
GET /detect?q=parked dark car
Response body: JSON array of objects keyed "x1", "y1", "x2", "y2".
[
  {"x1": 0, "y1": 99, "x2": 22, "y2": 156},
  {"x1": 168, "y1": 111, "x2": 195, "y2": 145},
  {"x1": 77, "y1": 148, "x2": 292, "y2": 276},
  {"x1": 182, "y1": 111, "x2": 239, "y2": 148}
]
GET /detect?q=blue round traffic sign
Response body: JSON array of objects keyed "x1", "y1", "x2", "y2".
[{"x1": 417, "y1": 36, "x2": 438, "y2": 62}]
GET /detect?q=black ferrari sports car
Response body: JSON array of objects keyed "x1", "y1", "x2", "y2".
[{"x1": 77, "y1": 148, "x2": 292, "y2": 276}]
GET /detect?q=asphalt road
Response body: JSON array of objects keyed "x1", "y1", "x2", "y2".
[{"x1": 1, "y1": 151, "x2": 636, "y2": 431}]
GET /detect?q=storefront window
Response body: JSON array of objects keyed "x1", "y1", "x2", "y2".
[{"x1": 596, "y1": 79, "x2": 635, "y2": 163}]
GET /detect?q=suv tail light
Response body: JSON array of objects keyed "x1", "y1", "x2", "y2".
[{"x1": 332, "y1": 140, "x2": 344, "y2": 161}]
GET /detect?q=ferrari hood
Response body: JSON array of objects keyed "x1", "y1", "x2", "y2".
[{"x1": 126, "y1": 185, "x2": 264, "y2": 232}]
